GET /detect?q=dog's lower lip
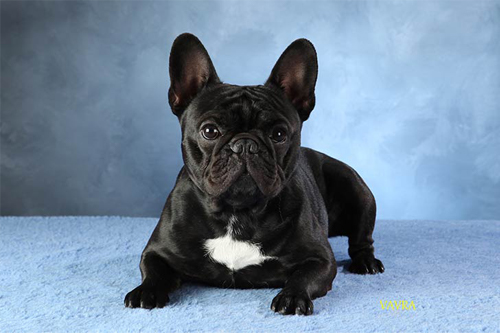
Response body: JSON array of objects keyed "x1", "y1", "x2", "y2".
[{"x1": 242, "y1": 164, "x2": 249, "y2": 175}]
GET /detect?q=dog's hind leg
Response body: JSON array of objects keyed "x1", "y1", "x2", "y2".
[{"x1": 319, "y1": 156, "x2": 385, "y2": 274}]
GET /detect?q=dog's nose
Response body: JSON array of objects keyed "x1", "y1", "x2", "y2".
[{"x1": 230, "y1": 138, "x2": 259, "y2": 154}]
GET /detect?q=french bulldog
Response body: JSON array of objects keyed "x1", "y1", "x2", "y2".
[{"x1": 124, "y1": 33, "x2": 384, "y2": 316}]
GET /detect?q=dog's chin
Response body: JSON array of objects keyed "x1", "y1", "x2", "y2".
[{"x1": 221, "y1": 173, "x2": 263, "y2": 208}]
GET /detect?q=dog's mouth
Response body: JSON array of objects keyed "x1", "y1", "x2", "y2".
[{"x1": 204, "y1": 153, "x2": 285, "y2": 201}]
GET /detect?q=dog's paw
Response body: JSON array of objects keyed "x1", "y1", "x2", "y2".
[
  {"x1": 349, "y1": 255, "x2": 385, "y2": 274},
  {"x1": 124, "y1": 284, "x2": 169, "y2": 309},
  {"x1": 271, "y1": 290, "x2": 313, "y2": 315}
]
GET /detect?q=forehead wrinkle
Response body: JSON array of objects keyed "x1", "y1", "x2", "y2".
[
  {"x1": 240, "y1": 92, "x2": 254, "y2": 126},
  {"x1": 195, "y1": 85, "x2": 296, "y2": 130},
  {"x1": 212, "y1": 89, "x2": 257, "y2": 127}
]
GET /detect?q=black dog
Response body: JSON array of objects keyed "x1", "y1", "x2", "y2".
[{"x1": 125, "y1": 33, "x2": 384, "y2": 315}]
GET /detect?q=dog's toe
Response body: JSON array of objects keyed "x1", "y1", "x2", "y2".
[{"x1": 124, "y1": 285, "x2": 142, "y2": 308}]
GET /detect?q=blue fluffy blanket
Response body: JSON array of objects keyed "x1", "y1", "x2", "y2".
[{"x1": 0, "y1": 217, "x2": 498, "y2": 332}]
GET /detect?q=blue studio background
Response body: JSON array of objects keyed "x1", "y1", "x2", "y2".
[{"x1": 1, "y1": 0, "x2": 499, "y2": 220}]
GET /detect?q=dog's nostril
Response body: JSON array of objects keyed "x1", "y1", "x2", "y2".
[
  {"x1": 247, "y1": 141, "x2": 258, "y2": 154},
  {"x1": 231, "y1": 141, "x2": 244, "y2": 154},
  {"x1": 230, "y1": 139, "x2": 258, "y2": 154}
]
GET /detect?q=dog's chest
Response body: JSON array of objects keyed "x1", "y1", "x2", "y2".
[{"x1": 203, "y1": 216, "x2": 275, "y2": 271}]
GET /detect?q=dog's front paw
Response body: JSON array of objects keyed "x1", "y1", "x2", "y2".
[
  {"x1": 124, "y1": 284, "x2": 169, "y2": 309},
  {"x1": 271, "y1": 290, "x2": 313, "y2": 316},
  {"x1": 349, "y1": 255, "x2": 384, "y2": 274}
]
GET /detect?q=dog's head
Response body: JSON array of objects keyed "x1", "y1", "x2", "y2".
[{"x1": 168, "y1": 33, "x2": 318, "y2": 208}]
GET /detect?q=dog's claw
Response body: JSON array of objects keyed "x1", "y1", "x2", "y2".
[
  {"x1": 124, "y1": 284, "x2": 170, "y2": 309},
  {"x1": 349, "y1": 256, "x2": 384, "y2": 275}
]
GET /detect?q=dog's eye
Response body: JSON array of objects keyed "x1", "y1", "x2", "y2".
[
  {"x1": 201, "y1": 125, "x2": 220, "y2": 140},
  {"x1": 271, "y1": 128, "x2": 287, "y2": 143}
]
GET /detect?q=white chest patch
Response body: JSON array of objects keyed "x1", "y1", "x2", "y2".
[{"x1": 204, "y1": 216, "x2": 275, "y2": 271}]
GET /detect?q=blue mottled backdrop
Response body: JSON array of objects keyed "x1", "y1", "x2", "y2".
[{"x1": 1, "y1": 1, "x2": 499, "y2": 219}]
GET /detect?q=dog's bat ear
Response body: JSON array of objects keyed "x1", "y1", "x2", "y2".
[
  {"x1": 168, "y1": 33, "x2": 221, "y2": 117},
  {"x1": 265, "y1": 39, "x2": 318, "y2": 121}
]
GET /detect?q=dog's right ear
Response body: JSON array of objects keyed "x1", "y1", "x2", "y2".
[{"x1": 168, "y1": 33, "x2": 220, "y2": 117}]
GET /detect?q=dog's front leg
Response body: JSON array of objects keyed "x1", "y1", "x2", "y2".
[
  {"x1": 271, "y1": 257, "x2": 336, "y2": 316},
  {"x1": 124, "y1": 252, "x2": 181, "y2": 309}
]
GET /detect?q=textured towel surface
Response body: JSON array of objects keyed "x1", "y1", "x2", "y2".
[{"x1": 0, "y1": 217, "x2": 499, "y2": 332}]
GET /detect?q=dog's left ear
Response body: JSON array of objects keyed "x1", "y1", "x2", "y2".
[{"x1": 265, "y1": 39, "x2": 318, "y2": 121}]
